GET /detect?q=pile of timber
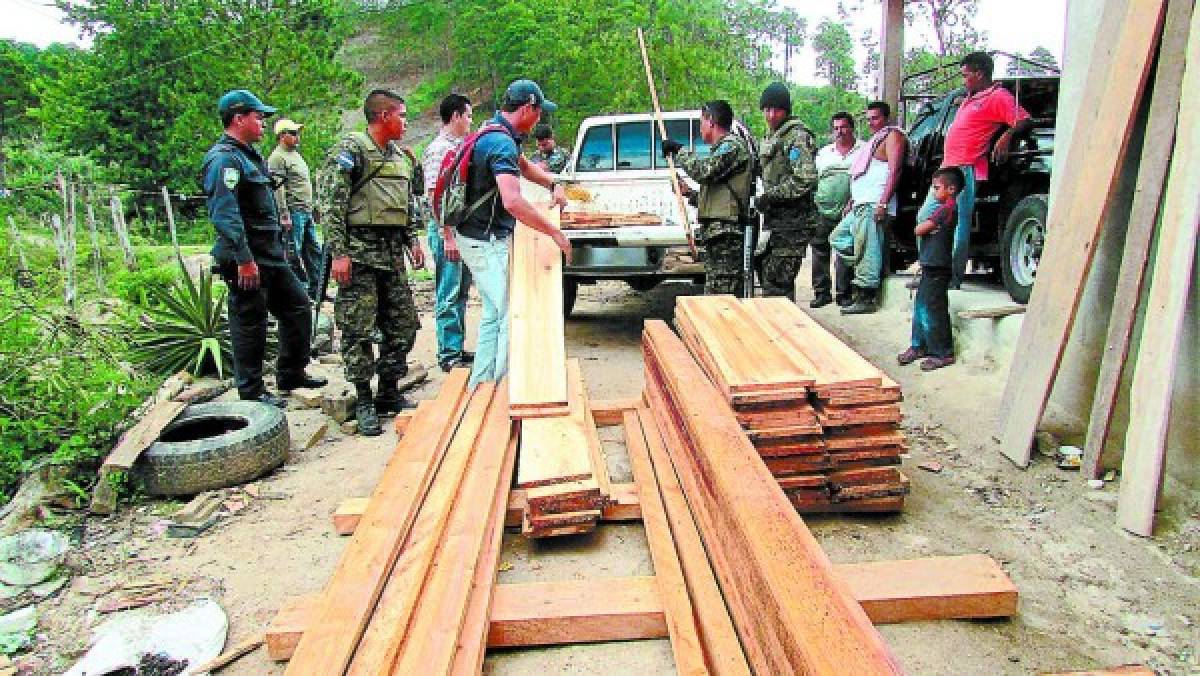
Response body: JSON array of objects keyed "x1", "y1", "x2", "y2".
[
  {"x1": 509, "y1": 206, "x2": 610, "y2": 537},
  {"x1": 283, "y1": 370, "x2": 515, "y2": 673},
  {"x1": 640, "y1": 319, "x2": 905, "y2": 673},
  {"x1": 516, "y1": 360, "x2": 611, "y2": 537},
  {"x1": 559, "y1": 210, "x2": 662, "y2": 229},
  {"x1": 675, "y1": 295, "x2": 909, "y2": 513},
  {"x1": 275, "y1": 359, "x2": 1017, "y2": 671}
]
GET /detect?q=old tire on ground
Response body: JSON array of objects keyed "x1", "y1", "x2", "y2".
[
  {"x1": 1000, "y1": 193, "x2": 1048, "y2": 304},
  {"x1": 134, "y1": 401, "x2": 290, "y2": 496}
]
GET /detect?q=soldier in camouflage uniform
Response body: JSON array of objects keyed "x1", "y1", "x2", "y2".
[
  {"x1": 663, "y1": 101, "x2": 754, "y2": 297},
  {"x1": 529, "y1": 124, "x2": 570, "y2": 173},
  {"x1": 755, "y1": 82, "x2": 819, "y2": 301},
  {"x1": 315, "y1": 89, "x2": 426, "y2": 436}
]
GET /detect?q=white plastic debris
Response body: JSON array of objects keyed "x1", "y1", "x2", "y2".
[{"x1": 65, "y1": 599, "x2": 226, "y2": 676}]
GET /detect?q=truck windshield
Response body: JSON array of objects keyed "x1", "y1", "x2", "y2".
[
  {"x1": 691, "y1": 119, "x2": 711, "y2": 157},
  {"x1": 653, "y1": 119, "x2": 691, "y2": 168}
]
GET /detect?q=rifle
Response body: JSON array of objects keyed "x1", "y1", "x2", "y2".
[{"x1": 311, "y1": 217, "x2": 332, "y2": 346}]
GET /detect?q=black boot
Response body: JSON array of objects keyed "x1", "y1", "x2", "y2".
[
  {"x1": 374, "y1": 378, "x2": 412, "y2": 415},
  {"x1": 354, "y1": 382, "x2": 382, "y2": 436},
  {"x1": 840, "y1": 287, "x2": 878, "y2": 315}
]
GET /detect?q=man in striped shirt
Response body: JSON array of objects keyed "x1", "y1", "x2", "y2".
[{"x1": 421, "y1": 94, "x2": 475, "y2": 372}]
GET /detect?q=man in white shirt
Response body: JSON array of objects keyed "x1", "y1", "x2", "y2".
[{"x1": 813, "y1": 112, "x2": 862, "y2": 308}]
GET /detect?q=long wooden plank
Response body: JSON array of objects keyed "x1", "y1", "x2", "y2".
[
  {"x1": 642, "y1": 321, "x2": 902, "y2": 674},
  {"x1": 517, "y1": 359, "x2": 599, "y2": 489},
  {"x1": 486, "y1": 577, "x2": 668, "y2": 648},
  {"x1": 392, "y1": 388, "x2": 513, "y2": 674},
  {"x1": 509, "y1": 204, "x2": 567, "y2": 417},
  {"x1": 283, "y1": 369, "x2": 470, "y2": 675},
  {"x1": 450, "y1": 429, "x2": 519, "y2": 674},
  {"x1": 1117, "y1": 6, "x2": 1200, "y2": 537},
  {"x1": 91, "y1": 399, "x2": 188, "y2": 514},
  {"x1": 637, "y1": 407, "x2": 754, "y2": 675},
  {"x1": 267, "y1": 555, "x2": 1017, "y2": 660},
  {"x1": 995, "y1": 0, "x2": 1166, "y2": 466},
  {"x1": 840, "y1": 554, "x2": 1018, "y2": 624},
  {"x1": 1083, "y1": 0, "x2": 1194, "y2": 479},
  {"x1": 345, "y1": 383, "x2": 496, "y2": 674},
  {"x1": 624, "y1": 410, "x2": 741, "y2": 675}
]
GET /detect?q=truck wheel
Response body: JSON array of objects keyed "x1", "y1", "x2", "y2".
[
  {"x1": 563, "y1": 278, "x2": 579, "y2": 317},
  {"x1": 1000, "y1": 194, "x2": 1048, "y2": 304},
  {"x1": 134, "y1": 402, "x2": 290, "y2": 496}
]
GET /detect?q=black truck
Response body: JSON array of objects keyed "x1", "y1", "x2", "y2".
[{"x1": 891, "y1": 62, "x2": 1060, "y2": 303}]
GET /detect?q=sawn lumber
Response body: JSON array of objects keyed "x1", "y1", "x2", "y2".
[{"x1": 508, "y1": 203, "x2": 567, "y2": 418}]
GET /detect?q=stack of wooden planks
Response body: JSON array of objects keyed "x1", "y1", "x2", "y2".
[
  {"x1": 675, "y1": 295, "x2": 909, "y2": 513},
  {"x1": 641, "y1": 319, "x2": 905, "y2": 673},
  {"x1": 283, "y1": 370, "x2": 517, "y2": 674},
  {"x1": 559, "y1": 211, "x2": 662, "y2": 229},
  {"x1": 515, "y1": 359, "x2": 611, "y2": 537},
  {"x1": 509, "y1": 206, "x2": 613, "y2": 537}
]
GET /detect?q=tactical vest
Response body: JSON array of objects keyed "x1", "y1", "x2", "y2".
[
  {"x1": 760, "y1": 117, "x2": 808, "y2": 193},
  {"x1": 697, "y1": 135, "x2": 754, "y2": 223},
  {"x1": 346, "y1": 132, "x2": 414, "y2": 228}
]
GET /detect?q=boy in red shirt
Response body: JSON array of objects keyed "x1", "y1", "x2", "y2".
[{"x1": 900, "y1": 168, "x2": 963, "y2": 371}]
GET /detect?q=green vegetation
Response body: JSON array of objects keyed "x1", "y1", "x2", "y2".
[{"x1": 131, "y1": 265, "x2": 232, "y2": 379}]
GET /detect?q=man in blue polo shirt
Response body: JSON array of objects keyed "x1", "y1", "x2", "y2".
[{"x1": 456, "y1": 79, "x2": 571, "y2": 387}]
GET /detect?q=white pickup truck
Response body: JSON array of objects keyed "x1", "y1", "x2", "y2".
[{"x1": 523, "y1": 110, "x2": 711, "y2": 314}]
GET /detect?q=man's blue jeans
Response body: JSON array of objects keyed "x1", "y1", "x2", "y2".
[
  {"x1": 457, "y1": 233, "x2": 509, "y2": 387},
  {"x1": 918, "y1": 164, "x2": 976, "y2": 288},
  {"x1": 427, "y1": 218, "x2": 472, "y2": 364},
  {"x1": 289, "y1": 208, "x2": 322, "y2": 300}
]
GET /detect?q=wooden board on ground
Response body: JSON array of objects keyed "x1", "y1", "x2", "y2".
[
  {"x1": 267, "y1": 555, "x2": 1018, "y2": 660},
  {"x1": 994, "y1": 0, "x2": 1166, "y2": 467},
  {"x1": 642, "y1": 320, "x2": 902, "y2": 674},
  {"x1": 509, "y1": 204, "x2": 568, "y2": 418},
  {"x1": 91, "y1": 399, "x2": 187, "y2": 514},
  {"x1": 283, "y1": 370, "x2": 470, "y2": 675},
  {"x1": 1117, "y1": 2, "x2": 1200, "y2": 537},
  {"x1": 1083, "y1": 0, "x2": 1194, "y2": 479}
]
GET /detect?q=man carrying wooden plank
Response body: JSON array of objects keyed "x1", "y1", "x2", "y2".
[{"x1": 453, "y1": 79, "x2": 571, "y2": 387}]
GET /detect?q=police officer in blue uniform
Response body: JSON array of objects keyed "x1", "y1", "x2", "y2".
[{"x1": 201, "y1": 89, "x2": 326, "y2": 408}]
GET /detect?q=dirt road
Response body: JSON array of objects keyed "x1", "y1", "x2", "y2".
[{"x1": 38, "y1": 276, "x2": 1198, "y2": 675}]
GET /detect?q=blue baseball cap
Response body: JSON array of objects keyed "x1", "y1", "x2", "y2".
[
  {"x1": 503, "y1": 79, "x2": 557, "y2": 113},
  {"x1": 217, "y1": 89, "x2": 278, "y2": 117}
]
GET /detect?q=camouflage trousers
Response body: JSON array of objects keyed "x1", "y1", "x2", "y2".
[
  {"x1": 704, "y1": 233, "x2": 746, "y2": 297},
  {"x1": 761, "y1": 216, "x2": 817, "y2": 300},
  {"x1": 335, "y1": 261, "x2": 419, "y2": 384}
]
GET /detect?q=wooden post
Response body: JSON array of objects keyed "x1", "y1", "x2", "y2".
[
  {"x1": 637, "y1": 27, "x2": 696, "y2": 257},
  {"x1": 109, "y1": 187, "x2": 137, "y2": 270},
  {"x1": 85, "y1": 189, "x2": 106, "y2": 294},
  {"x1": 161, "y1": 185, "x2": 183, "y2": 265},
  {"x1": 6, "y1": 215, "x2": 32, "y2": 287},
  {"x1": 880, "y1": 0, "x2": 905, "y2": 118}
]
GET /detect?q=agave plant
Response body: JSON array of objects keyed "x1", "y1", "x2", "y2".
[{"x1": 130, "y1": 263, "x2": 232, "y2": 378}]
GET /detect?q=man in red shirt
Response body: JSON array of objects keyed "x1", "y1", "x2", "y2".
[{"x1": 918, "y1": 51, "x2": 1034, "y2": 288}]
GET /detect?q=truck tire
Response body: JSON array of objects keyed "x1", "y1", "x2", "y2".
[
  {"x1": 1000, "y1": 194, "x2": 1048, "y2": 304},
  {"x1": 563, "y1": 278, "x2": 579, "y2": 317},
  {"x1": 134, "y1": 402, "x2": 290, "y2": 496}
]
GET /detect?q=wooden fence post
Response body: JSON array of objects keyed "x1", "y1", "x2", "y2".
[
  {"x1": 85, "y1": 188, "x2": 106, "y2": 294},
  {"x1": 161, "y1": 185, "x2": 183, "y2": 265}
]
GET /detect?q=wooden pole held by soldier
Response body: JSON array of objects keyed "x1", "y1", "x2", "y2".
[{"x1": 637, "y1": 27, "x2": 697, "y2": 257}]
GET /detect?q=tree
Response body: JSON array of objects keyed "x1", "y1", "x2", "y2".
[
  {"x1": 1007, "y1": 46, "x2": 1060, "y2": 76},
  {"x1": 905, "y1": 0, "x2": 987, "y2": 58},
  {"x1": 35, "y1": 0, "x2": 362, "y2": 193},
  {"x1": 812, "y1": 19, "x2": 858, "y2": 92}
]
